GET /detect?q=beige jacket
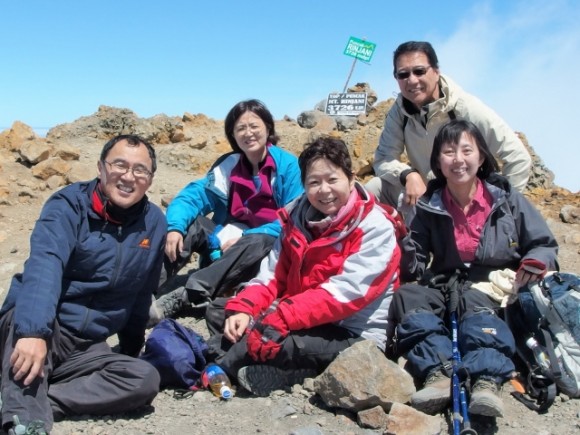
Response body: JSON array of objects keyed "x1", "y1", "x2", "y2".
[{"x1": 373, "y1": 74, "x2": 532, "y2": 192}]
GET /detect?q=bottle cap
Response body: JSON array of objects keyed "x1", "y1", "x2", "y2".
[
  {"x1": 220, "y1": 385, "x2": 233, "y2": 400},
  {"x1": 525, "y1": 337, "x2": 538, "y2": 348}
]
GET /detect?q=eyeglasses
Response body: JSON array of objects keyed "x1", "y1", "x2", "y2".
[
  {"x1": 234, "y1": 124, "x2": 263, "y2": 134},
  {"x1": 395, "y1": 66, "x2": 432, "y2": 80},
  {"x1": 103, "y1": 161, "x2": 152, "y2": 179}
]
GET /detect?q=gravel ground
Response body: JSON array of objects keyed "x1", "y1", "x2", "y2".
[{"x1": 1, "y1": 136, "x2": 579, "y2": 434}]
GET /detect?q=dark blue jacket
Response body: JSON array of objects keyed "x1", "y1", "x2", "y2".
[
  {"x1": 1, "y1": 179, "x2": 166, "y2": 355},
  {"x1": 401, "y1": 173, "x2": 559, "y2": 283}
]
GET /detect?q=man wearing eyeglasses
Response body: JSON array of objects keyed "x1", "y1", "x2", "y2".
[
  {"x1": 367, "y1": 41, "x2": 531, "y2": 215},
  {"x1": 0, "y1": 135, "x2": 166, "y2": 434}
]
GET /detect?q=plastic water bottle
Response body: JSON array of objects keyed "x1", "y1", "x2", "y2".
[
  {"x1": 201, "y1": 364, "x2": 233, "y2": 399},
  {"x1": 11, "y1": 415, "x2": 26, "y2": 435},
  {"x1": 526, "y1": 336, "x2": 551, "y2": 371},
  {"x1": 208, "y1": 231, "x2": 222, "y2": 262}
]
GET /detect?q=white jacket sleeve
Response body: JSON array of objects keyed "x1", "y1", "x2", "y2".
[{"x1": 373, "y1": 104, "x2": 412, "y2": 185}]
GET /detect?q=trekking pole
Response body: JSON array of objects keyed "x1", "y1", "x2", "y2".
[
  {"x1": 447, "y1": 272, "x2": 477, "y2": 435},
  {"x1": 460, "y1": 387, "x2": 477, "y2": 435},
  {"x1": 450, "y1": 310, "x2": 462, "y2": 435}
]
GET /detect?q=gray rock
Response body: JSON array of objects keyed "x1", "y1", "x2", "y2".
[
  {"x1": 314, "y1": 340, "x2": 415, "y2": 412},
  {"x1": 334, "y1": 115, "x2": 358, "y2": 131},
  {"x1": 385, "y1": 402, "x2": 443, "y2": 434},
  {"x1": 296, "y1": 110, "x2": 337, "y2": 131},
  {"x1": 560, "y1": 205, "x2": 580, "y2": 224},
  {"x1": 357, "y1": 405, "x2": 388, "y2": 429}
]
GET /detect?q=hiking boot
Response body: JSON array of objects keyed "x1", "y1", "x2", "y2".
[
  {"x1": 8, "y1": 415, "x2": 48, "y2": 435},
  {"x1": 237, "y1": 365, "x2": 317, "y2": 397},
  {"x1": 411, "y1": 370, "x2": 451, "y2": 415},
  {"x1": 148, "y1": 286, "x2": 189, "y2": 327},
  {"x1": 468, "y1": 378, "x2": 504, "y2": 418}
]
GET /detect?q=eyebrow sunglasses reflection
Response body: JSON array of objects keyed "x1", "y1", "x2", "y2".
[
  {"x1": 104, "y1": 161, "x2": 152, "y2": 179},
  {"x1": 395, "y1": 66, "x2": 432, "y2": 80}
]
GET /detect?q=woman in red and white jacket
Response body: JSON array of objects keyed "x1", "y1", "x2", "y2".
[{"x1": 210, "y1": 136, "x2": 401, "y2": 397}]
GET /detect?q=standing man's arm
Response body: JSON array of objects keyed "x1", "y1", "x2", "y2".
[
  {"x1": 373, "y1": 105, "x2": 411, "y2": 185},
  {"x1": 374, "y1": 105, "x2": 427, "y2": 205}
]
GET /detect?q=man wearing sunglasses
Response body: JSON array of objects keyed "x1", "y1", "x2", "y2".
[
  {"x1": 367, "y1": 41, "x2": 531, "y2": 215},
  {"x1": 0, "y1": 135, "x2": 166, "y2": 434}
]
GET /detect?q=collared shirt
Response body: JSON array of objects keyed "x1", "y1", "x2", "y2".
[{"x1": 442, "y1": 179, "x2": 493, "y2": 263}]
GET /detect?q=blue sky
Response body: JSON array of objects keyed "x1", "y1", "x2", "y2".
[{"x1": 1, "y1": 0, "x2": 578, "y2": 191}]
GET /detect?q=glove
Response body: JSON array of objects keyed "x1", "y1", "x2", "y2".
[
  {"x1": 516, "y1": 258, "x2": 547, "y2": 288},
  {"x1": 246, "y1": 311, "x2": 289, "y2": 362}
]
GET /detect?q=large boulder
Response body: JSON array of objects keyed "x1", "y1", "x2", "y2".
[
  {"x1": 0, "y1": 121, "x2": 38, "y2": 151},
  {"x1": 314, "y1": 340, "x2": 415, "y2": 413}
]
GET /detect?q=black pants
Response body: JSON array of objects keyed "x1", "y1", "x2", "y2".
[
  {"x1": 207, "y1": 322, "x2": 362, "y2": 381},
  {"x1": 160, "y1": 216, "x2": 276, "y2": 301},
  {"x1": 0, "y1": 310, "x2": 159, "y2": 431}
]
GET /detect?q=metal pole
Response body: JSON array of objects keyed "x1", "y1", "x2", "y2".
[{"x1": 343, "y1": 57, "x2": 358, "y2": 92}]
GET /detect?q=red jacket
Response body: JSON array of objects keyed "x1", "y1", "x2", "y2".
[{"x1": 226, "y1": 183, "x2": 401, "y2": 349}]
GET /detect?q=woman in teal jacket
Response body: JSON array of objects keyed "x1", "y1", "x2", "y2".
[{"x1": 150, "y1": 99, "x2": 303, "y2": 324}]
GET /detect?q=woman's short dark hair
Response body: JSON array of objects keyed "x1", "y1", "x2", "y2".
[
  {"x1": 431, "y1": 119, "x2": 499, "y2": 182},
  {"x1": 393, "y1": 41, "x2": 439, "y2": 76},
  {"x1": 298, "y1": 137, "x2": 353, "y2": 185},
  {"x1": 100, "y1": 134, "x2": 157, "y2": 173},
  {"x1": 224, "y1": 99, "x2": 279, "y2": 153}
]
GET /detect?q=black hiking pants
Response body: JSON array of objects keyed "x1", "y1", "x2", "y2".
[
  {"x1": 0, "y1": 310, "x2": 159, "y2": 432},
  {"x1": 159, "y1": 216, "x2": 275, "y2": 303},
  {"x1": 207, "y1": 322, "x2": 363, "y2": 381}
]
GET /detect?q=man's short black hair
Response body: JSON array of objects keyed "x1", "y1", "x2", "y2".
[
  {"x1": 100, "y1": 134, "x2": 157, "y2": 174},
  {"x1": 393, "y1": 41, "x2": 439, "y2": 76}
]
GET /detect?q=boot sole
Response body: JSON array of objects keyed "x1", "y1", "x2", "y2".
[{"x1": 237, "y1": 365, "x2": 317, "y2": 397}]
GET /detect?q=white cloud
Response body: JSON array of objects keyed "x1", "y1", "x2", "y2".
[{"x1": 436, "y1": 0, "x2": 580, "y2": 191}]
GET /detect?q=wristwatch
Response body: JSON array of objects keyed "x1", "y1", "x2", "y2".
[{"x1": 400, "y1": 168, "x2": 419, "y2": 187}]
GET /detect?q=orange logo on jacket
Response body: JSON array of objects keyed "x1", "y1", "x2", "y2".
[{"x1": 138, "y1": 238, "x2": 151, "y2": 249}]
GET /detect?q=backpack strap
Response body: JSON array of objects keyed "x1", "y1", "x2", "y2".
[
  {"x1": 511, "y1": 380, "x2": 557, "y2": 413},
  {"x1": 402, "y1": 115, "x2": 409, "y2": 132}
]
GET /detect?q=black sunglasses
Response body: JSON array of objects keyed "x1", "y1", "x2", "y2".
[{"x1": 395, "y1": 66, "x2": 432, "y2": 80}]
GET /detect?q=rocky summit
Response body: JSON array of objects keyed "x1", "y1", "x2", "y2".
[{"x1": 0, "y1": 83, "x2": 579, "y2": 434}]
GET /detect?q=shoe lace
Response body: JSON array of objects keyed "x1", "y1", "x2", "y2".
[
  {"x1": 157, "y1": 288, "x2": 187, "y2": 315},
  {"x1": 425, "y1": 370, "x2": 449, "y2": 386},
  {"x1": 474, "y1": 378, "x2": 499, "y2": 394},
  {"x1": 25, "y1": 421, "x2": 47, "y2": 435}
]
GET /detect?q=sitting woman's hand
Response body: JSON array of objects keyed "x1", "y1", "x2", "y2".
[
  {"x1": 516, "y1": 258, "x2": 547, "y2": 289},
  {"x1": 246, "y1": 311, "x2": 289, "y2": 362},
  {"x1": 165, "y1": 231, "x2": 184, "y2": 262},
  {"x1": 224, "y1": 312, "x2": 252, "y2": 343}
]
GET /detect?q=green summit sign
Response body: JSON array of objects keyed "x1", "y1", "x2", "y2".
[{"x1": 343, "y1": 37, "x2": 376, "y2": 63}]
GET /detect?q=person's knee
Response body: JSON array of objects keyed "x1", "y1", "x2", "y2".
[
  {"x1": 205, "y1": 299, "x2": 227, "y2": 335},
  {"x1": 365, "y1": 177, "x2": 401, "y2": 207},
  {"x1": 132, "y1": 359, "x2": 161, "y2": 402},
  {"x1": 365, "y1": 177, "x2": 382, "y2": 199},
  {"x1": 459, "y1": 310, "x2": 515, "y2": 357}
]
